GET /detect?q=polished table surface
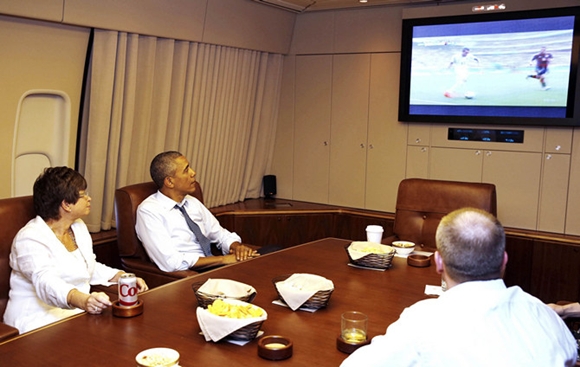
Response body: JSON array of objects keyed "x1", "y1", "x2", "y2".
[{"x1": 0, "y1": 238, "x2": 441, "y2": 366}]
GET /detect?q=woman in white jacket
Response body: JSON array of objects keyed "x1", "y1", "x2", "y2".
[{"x1": 3, "y1": 167, "x2": 147, "y2": 334}]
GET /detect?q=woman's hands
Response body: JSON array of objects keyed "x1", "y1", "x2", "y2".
[
  {"x1": 84, "y1": 292, "x2": 112, "y2": 314},
  {"x1": 135, "y1": 277, "x2": 148, "y2": 292},
  {"x1": 67, "y1": 272, "x2": 149, "y2": 315},
  {"x1": 67, "y1": 288, "x2": 111, "y2": 314}
]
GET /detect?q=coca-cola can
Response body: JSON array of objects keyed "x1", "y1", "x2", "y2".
[{"x1": 118, "y1": 273, "x2": 138, "y2": 307}]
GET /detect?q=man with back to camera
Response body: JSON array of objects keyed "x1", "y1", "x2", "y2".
[
  {"x1": 136, "y1": 151, "x2": 260, "y2": 272},
  {"x1": 340, "y1": 208, "x2": 577, "y2": 367}
]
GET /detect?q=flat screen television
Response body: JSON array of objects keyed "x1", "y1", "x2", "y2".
[{"x1": 398, "y1": 6, "x2": 580, "y2": 127}]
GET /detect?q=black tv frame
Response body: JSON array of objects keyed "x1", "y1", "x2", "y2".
[{"x1": 398, "y1": 6, "x2": 580, "y2": 127}]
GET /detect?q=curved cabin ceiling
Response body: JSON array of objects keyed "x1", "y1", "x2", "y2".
[{"x1": 251, "y1": 0, "x2": 470, "y2": 12}]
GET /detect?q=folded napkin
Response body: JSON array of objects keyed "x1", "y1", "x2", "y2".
[
  {"x1": 425, "y1": 284, "x2": 444, "y2": 296},
  {"x1": 275, "y1": 273, "x2": 334, "y2": 311},
  {"x1": 196, "y1": 299, "x2": 267, "y2": 342},
  {"x1": 347, "y1": 241, "x2": 395, "y2": 260},
  {"x1": 197, "y1": 278, "x2": 256, "y2": 299}
]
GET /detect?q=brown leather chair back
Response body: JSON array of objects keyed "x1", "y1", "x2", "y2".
[
  {"x1": 391, "y1": 178, "x2": 497, "y2": 249},
  {"x1": 114, "y1": 181, "x2": 203, "y2": 287},
  {"x1": 0, "y1": 195, "x2": 35, "y2": 340}
]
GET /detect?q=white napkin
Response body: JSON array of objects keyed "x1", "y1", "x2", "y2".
[
  {"x1": 275, "y1": 273, "x2": 334, "y2": 311},
  {"x1": 197, "y1": 278, "x2": 256, "y2": 298},
  {"x1": 196, "y1": 300, "x2": 267, "y2": 342},
  {"x1": 347, "y1": 241, "x2": 395, "y2": 260},
  {"x1": 425, "y1": 284, "x2": 444, "y2": 296}
]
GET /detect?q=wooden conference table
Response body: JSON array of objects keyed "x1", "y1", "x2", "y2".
[{"x1": 0, "y1": 238, "x2": 441, "y2": 366}]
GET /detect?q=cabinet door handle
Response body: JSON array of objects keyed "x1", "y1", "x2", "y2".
[
  {"x1": 485, "y1": 151, "x2": 492, "y2": 157},
  {"x1": 369, "y1": 144, "x2": 374, "y2": 149},
  {"x1": 415, "y1": 138, "x2": 421, "y2": 143},
  {"x1": 475, "y1": 150, "x2": 481, "y2": 156},
  {"x1": 360, "y1": 143, "x2": 365, "y2": 148},
  {"x1": 546, "y1": 154, "x2": 552, "y2": 160},
  {"x1": 323, "y1": 141, "x2": 328, "y2": 146},
  {"x1": 420, "y1": 147, "x2": 427, "y2": 153}
]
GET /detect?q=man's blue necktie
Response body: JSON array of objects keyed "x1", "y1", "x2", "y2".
[{"x1": 175, "y1": 204, "x2": 213, "y2": 257}]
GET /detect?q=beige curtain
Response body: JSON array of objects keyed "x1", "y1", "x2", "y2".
[{"x1": 78, "y1": 30, "x2": 283, "y2": 232}]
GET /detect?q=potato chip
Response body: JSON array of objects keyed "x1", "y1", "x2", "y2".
[{"x1": 207, "y1": 299, "x2": 264, "y2": 319}]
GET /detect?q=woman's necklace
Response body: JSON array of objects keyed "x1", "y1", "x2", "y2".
[
  {"x1": 55, "y1": 228, "x2": 78, "y2": 252},
  {"x1": 67, "y1": 228, "x2": 78, "y2": 252}
]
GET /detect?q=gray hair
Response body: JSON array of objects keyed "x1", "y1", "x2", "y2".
[{"x1": 436, "y1": 208, "x2": 505, "y2": 283}]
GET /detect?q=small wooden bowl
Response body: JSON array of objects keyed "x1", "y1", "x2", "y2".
[
  {"x1": 407, "y1": 254, "x2": 431, "y2": 268},
  {"x1": 336, "y1": 335, "x2": 370, "y2": 354},
  {"x1": 258, "y1": 335, "x2": 293, "y2": 360},
  {"x1": 112, "y1": 299, "x2": 144, "y2": 317}
]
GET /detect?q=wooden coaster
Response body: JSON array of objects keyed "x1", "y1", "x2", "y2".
[
  {"x1": 336, "y1": 335, "x2": 370, "y2": 354},
  {"x1": 112, "y1": 299, "x2": 144, "y2": 318}
]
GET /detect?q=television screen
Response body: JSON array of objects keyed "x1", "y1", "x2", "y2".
[{"x1": 398, "y1": 6, "x2": 580, "y2": 126}]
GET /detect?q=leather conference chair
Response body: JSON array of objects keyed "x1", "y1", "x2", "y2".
[
  {"x1": 0, "y1": 194, "x2": 117, "y2": 340},
  {"x1": 0, "y1": 195, "x2": 35, "y2": 341},
  {"x1": 383, "y1": 178, "x2": 497, "y2": 250},
  {"x1": 114, "y1": 181, "x2": 202, "y2": 289}
]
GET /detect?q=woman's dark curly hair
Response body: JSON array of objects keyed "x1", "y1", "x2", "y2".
[{"x1": 33, "y1": 167, "x2": 87, "y2": 221}]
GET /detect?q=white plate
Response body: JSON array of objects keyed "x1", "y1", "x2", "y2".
[{"x1": 136, "y1": 347, "x2": 180, "y2": 367}]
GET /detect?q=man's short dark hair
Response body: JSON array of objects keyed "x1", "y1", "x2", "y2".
[{"x1": 150, "y1": 151, "x2": 183, "y2": 188}]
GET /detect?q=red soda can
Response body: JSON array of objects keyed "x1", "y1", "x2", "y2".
[{"x1": 118, "y1": 273, "x2": 138, "y2": 306}]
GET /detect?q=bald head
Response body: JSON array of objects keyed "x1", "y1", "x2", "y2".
[{"x1": 436, "y1": 208, "x2": 505, "y2": 283}]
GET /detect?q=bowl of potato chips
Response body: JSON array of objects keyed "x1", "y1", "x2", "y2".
[
  {"x1": 345, "y1": 241, "x2": 396, "y2": 269},
  {"x1": 391, "y1": 241, "x2": 416, "y2": 256},
  {"x1": 196, "y1": 299, "x2": 267, "y2": 342}
]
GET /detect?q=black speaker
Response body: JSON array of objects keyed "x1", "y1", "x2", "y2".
[{"x1": 263, "y1": 175, "x2": 277, "y2": 199}]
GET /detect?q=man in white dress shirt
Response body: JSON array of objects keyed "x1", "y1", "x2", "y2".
[
  {"x1": 340, "y1": 208, "x2": 578, "y2": 367},
  {"x1": 136, "y1": 151, "x2": 259, "y2": 272}
]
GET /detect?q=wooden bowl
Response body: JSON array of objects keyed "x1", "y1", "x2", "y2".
[
  {"x1": 258, "y1": 335, "x2": 293, "y2": 360},
  {"x1": 407, "y1": 254, "x2": 431, "y2": 268}
]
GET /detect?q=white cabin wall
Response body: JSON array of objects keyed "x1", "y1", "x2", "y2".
[
  {"x1": 0, "y1": 15, "x2": 89, "y2": 198},
  {"x1": 0, "y1": 0, "x2": 296, "y2": 198}
]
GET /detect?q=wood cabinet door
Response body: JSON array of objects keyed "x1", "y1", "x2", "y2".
[
  {"x1": 503, "y1": 235, "x2": 533, "y2": 294},
  {"x1": 329, "y1": 54, "x2": 370, "y2": 208},
  {"x1": 430, "y1": 147, "x2": 483, "y2": 183},
  {"x1": 234, "y1": 215, "x2": 285, "y2": 248},
  {"x1": 531, "y1": 240, "x2": 580, "y2": 303},
  {"x1": 538, "y1": 153, "x2": 570, "y2": 233},
  {"x1": 334, "y1": 213, "x2": 394, "y2": 243},
  {"x1": 293, "y1": 55, "x2": 332, "y2": 204},
  {"x1": 482, "y1": 150, "x2": 542, "y2": 230},
  {"x1": 365, "y1": 53, "x2": 407, "y2": 213},
  {"x1": 405, "y1": 146, "x2": 429, "y2": 179},
  {"x1": 284, "y1": 214, "x2": 334, "y2": 247},
  {"x1": 234, "y1": 214, "x2": 334, "y2": 248}
]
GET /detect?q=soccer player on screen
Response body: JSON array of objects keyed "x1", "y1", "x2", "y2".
[
  {"x1": 527, "y1": 47, "x2": 553, "y2": 90},
  {"x1": 444, "y1": 47, "x2": 479, "y2": 98}
]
